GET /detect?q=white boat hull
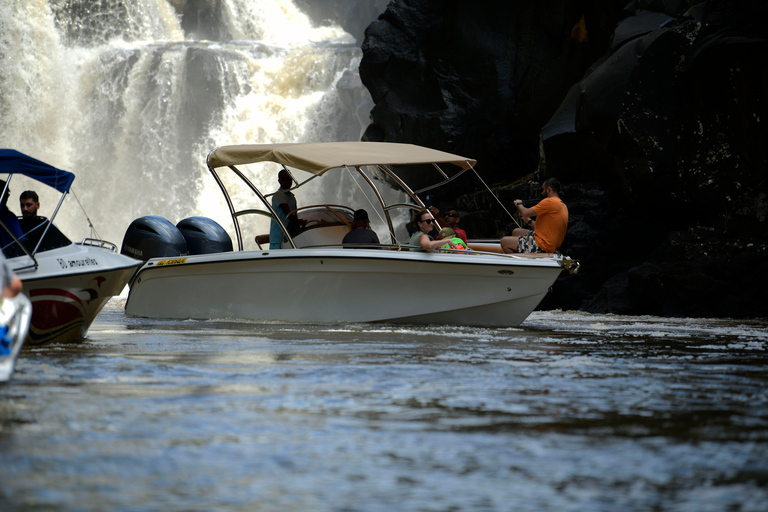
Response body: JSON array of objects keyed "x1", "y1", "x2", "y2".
[
  {"x1": 10, "y1": 243, "x2": 141, "y2": 345},
  {"x1": 125, "y1": 248, "x2": 563, "y2": 327}
]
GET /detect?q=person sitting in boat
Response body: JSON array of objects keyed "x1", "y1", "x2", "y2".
[
  {"x1": 18, "y1": 189, "x2": 52, "y2": 243},
  {"x1": 0, "y1": 182, "x2": 24, "y2": 253},
  {"x1": 438, "y1": 227, "x2": 468, "y2": 253},
  {"x1": 500, "y1": 178, "x2": 568, "y2": 254},
  {"x1": 19, "y1": 190, "x2": 40, "y2": 217},
  {"x1": 409, "y1": 210, "x2": 459, "y2": 252},
  {"x1": 342, "y1": 209, "x2": 380, "y2": 249},
  {"x1": 269, "y1": 169, "x2": 300, "y2": 249},
  {"x1": 429, "y1": 205, "x2": 468, "y2": 245}
]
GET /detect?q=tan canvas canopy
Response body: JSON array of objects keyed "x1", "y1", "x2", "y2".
[{"x1": 206, "y1": 142, "x2": 476, "y2": 175}]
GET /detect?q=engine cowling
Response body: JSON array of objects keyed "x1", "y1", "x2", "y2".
[
  {"x1": 176, "y1": 216, "x2": 232, "y2": 255},
  {"x1": 121, "y1": 216, "x2": 188, "y2": 261}
]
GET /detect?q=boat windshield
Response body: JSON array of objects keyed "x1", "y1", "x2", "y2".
[
  {"x1": 294, "y1": 206, "x2": 352, "y2": 230},
  {"x1": 2, "y1": 217, "x2": 71, "y2": 258}
]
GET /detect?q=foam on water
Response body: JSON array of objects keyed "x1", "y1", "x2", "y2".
[{"x1": 0, "y1": 0, "x2": 376, "y2": 245}]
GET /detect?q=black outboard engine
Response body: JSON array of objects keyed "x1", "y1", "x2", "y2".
[
  {"x1": 121, "y1": 216, "x2": 188, "y2": 261},
  {"x1": 176, "y1": 216, "x2": 233, "y2": 255}
]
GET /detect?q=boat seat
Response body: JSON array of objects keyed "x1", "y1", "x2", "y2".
[
  {"x1": 467, "y1": 242, "x2": 503, "y2": 254},
  {"x1": 255, "y1": 234, "x2": 270, "y2": 247}
]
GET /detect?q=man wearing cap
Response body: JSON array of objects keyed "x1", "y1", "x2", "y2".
[{"x1": 341, "y1": 209, "x2": 380, "y2": 249}]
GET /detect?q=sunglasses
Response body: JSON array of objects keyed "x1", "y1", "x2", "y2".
[
  {"x1": 419, "y1": 218, "x2": 434, "y2": 224},
  {"x1": 445, "y1": 213, "x2": 458, "y2": 218}
]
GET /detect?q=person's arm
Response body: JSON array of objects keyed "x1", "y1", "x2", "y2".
[
  {"x1": 513, "y1": 200, "x2": 535, "y2": 218},
  {"x1": 3, "y1": 274, "x2": 22, "y2": 298},
  {"x1": 514, "y1": 200, "x2": 536, "y2": 224},
  {"x1": 419, "y1": 234, "x2": 456, "y2": 252},
  {"x1": 1, "y1": 260, "x2": 21, "y2": 298}
]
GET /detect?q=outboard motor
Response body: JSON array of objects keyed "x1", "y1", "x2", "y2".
[
  {"x1": 121, "y1": 216, "x2": 188, "y2": 261},
  {"x1": 176, "y1": 216, "x2": 233, "y2": 255}
]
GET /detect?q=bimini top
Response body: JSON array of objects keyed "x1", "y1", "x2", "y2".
[
  {"x1": 0, "y1": 149, "x2": 75, "y2": 193},
  {"x1": 206, "y1": 142, "x2": 477, "y2": 175}
]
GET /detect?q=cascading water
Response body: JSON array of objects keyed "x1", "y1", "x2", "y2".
[{"x1": 0, "y1": 0, "x2": 386, "y2": 246}]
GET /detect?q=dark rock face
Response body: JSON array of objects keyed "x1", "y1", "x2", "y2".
[
  {"x1": 360, "y1": 0, "x2": 768, "y2": 319},
  {"x1": 361, "y1": 1, "x2": 621, "y2": 183}
]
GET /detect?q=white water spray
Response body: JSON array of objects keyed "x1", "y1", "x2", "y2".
[{"x1": 0, "y1": 0, "x2": 381, "y2": 245}]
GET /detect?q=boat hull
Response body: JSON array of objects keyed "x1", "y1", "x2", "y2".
[
  {"x1": 125, "y1": 249, "x2": 563, "y2": 327},
  {"x1": 10, "y1": 243, "x2": 141, "y2": 345}
]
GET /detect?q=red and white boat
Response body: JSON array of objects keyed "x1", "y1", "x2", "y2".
[{"x1": 1, "y1": 150, "x2": 141, "y2": 345}]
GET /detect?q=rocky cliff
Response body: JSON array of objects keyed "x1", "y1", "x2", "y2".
[{"x1": 360, "y1": 0, "x2": 768, "y2": 319}]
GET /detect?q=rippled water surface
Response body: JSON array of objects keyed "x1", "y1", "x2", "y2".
[{"x1": 2, "y1": 300, "x2": 767, "y2": 511}]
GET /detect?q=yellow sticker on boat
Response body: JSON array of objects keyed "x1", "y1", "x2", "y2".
[{"x1": 156, "y1": 258, "x2": 188, "y2": 266}]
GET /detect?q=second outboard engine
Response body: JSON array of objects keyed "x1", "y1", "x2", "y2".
[
  {"x1": 176, "y1": 216, "x2": 233, "y2": 255},
  {"x1": 121, "y1": 216, "x2": 188, "y2": 261}
]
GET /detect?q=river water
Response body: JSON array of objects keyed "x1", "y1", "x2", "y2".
[
  {"x1": 1, "y1": 300, "x2": 766, "y2": 511},
  {"x1": 4, "y1": 3, "x2": 766, "y2": 508}
]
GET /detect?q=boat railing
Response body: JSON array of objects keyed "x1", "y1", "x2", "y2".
[
  {"x1": 295, "y1": 242, "x2": 528, "y2": 257},
  {"x1": 79, "y1": 238, "x2": 118, "y2": 252},
  {"x1": 296, "y1": 242, "x2": 579, "y2": 271}
]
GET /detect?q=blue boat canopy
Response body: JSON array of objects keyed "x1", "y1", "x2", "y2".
[{"x1": 0, "y1": 149, "x2": 75, "y2": 193}]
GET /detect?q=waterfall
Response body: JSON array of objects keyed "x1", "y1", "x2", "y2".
[{"x1": 0, "y1": 0, "x2": 384, "y2": 246}]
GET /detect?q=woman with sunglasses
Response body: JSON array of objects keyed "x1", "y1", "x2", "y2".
[{"x1": 408, "y1": 210, "x2": 458, "y2": 252}]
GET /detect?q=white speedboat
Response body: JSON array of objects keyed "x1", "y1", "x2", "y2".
[
  {"x1": 0, "y1": 294, "x2": 32, "y2": 383},
  {"x1": 123, "y1": 142, "x2": 578, "y2": 327},
  {"x1": 1, "y1": 150, "x2": 142, "y2": 345}
]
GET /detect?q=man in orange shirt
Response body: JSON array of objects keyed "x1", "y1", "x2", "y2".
[{"x1": 501, "y1": 178, "x2": 568, "y2": 254}]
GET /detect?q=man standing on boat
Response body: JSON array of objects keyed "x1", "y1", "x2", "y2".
[
  {"x1": 269, "y1": 169, "x2": 298, "y2": 249},
  {"x1": 501, "y1": 178, "x2": 568, "y2": 254}
]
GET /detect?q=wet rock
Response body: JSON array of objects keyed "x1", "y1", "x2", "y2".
[
  {"x1": 360, "y1": 0, "x2": 768, "y2": 319},
  {"x1": 175, "y1": 0, "x2": 231, "y2": 41}
]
